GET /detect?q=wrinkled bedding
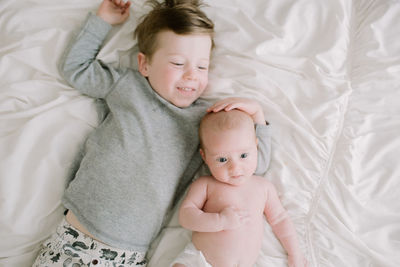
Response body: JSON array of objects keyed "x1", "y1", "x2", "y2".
[{"x1": 1, "y1": 0, "x2": 399, "y2": 266}]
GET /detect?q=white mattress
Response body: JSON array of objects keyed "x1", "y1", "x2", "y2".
[{"x1": 1, "y1": 0, "x2": 399, "y2": 266}]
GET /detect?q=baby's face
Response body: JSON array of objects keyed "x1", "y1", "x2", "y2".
[
  {"x1": 139, "y1": 30, "x2": 212, "y2": 108},
  {"x1": 201, "y1": 126, "x2": 258, "y2": 186}
]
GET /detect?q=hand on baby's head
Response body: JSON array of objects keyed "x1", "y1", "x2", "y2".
[{"x1": 207, "y1": 97, "x2": 266, "y2": 125}]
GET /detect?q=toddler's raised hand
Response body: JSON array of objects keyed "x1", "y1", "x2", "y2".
[
  {"x1": 207, "y1": 97, "x2": 266, "y2": 125},
  {"x1": 97, "y1": 0, "x2": 131, "y2": 25},
  {"x1": 220, "y1": 206, "x2": 249, "y2": 230}
]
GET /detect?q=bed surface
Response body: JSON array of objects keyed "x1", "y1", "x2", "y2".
[{"x1": 1, "y1": 0, "x2": 399, "y2": 266}]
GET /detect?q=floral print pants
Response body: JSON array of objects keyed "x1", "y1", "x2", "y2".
[{"x1": 32, "y1": 218, "x2": 147, "y2": 267}]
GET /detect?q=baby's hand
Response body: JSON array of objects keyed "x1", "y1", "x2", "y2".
[
  {"x1": 288, "y1": 254, "x2": 308, "y2": 267},
  {"x1": 97, "y1": 0, "x2": 131, "y2": 25},
  {"x1": 207, "y1": 97, "x2": 266, "y2": 125},
  {"x1": 220, "y1": 206, "x2": 250, "y2": 230}
]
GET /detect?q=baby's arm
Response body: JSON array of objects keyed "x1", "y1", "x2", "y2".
[
  {"x1": 264, "y1": 181, "x2": 306, "y2": 267},
  {"x1": 208, "y1": 97, "x2": 271, "y2": 175},
  {"x1": 59, "y1": 0, "x2": 131, "y2": 98},
  {"x1": 179, "y1": 177, "x2": 249, "y2": 232}
]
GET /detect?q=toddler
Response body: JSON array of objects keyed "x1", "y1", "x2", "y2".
[{"x1": 33, "y1": 0, "x2": 271, "y2": 266}]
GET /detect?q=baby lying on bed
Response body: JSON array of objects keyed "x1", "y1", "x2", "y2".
[{"x1": 172, "y1": 110, "x2": 307, "y2": 267}]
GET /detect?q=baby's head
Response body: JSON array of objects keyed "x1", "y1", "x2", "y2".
[
  {"x1": 135, "y1": 0, "x2": 214, "y2": 108},
  {"x1": 199, "y1": 110, "x2": 258, "y2": 186}
]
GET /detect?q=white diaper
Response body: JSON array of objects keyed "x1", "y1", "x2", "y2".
[{"x1": 171, "y1": 242, "x2": 212, "y2": 267}]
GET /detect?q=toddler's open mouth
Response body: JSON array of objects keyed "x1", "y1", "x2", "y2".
[{"x1": 177, "y1": 86, "x2": 195, "y2": 92}]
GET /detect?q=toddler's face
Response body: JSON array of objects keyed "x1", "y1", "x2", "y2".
[
  {"x1": 138, "y1": 30, "x2": 212, "y2": 108},
  {"x1": 201, "y1": 126, "x2": 258, "y2": 186}
]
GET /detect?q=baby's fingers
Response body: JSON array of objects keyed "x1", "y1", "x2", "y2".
[
  {"x1": 236, "y1": 210, "x2": 250, "y2": 224},
  {"x1": 236, "y1": 209, "x2": 249, "y2": 217}
]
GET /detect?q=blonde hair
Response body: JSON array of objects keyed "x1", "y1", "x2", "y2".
[
  {"x1": 199, "y1": 110, "x2": 255, "y2": 149},
  {"x1": 134, "y1": 0, "x2": 215, "y2": 61}
]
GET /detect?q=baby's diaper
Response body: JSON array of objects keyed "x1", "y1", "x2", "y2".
[{"x1": 170, "y1": 242, "x2": 212, "y2": 267}]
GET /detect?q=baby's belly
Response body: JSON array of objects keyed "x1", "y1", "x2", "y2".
[{"x1": 192, "y1": 221, "x2": 264, "y2": 267}]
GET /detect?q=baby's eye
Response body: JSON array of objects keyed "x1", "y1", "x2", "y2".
[
  {"x1": 240, "y1": 153, "x2": 248, "y2": 159},
  {"x1": 198, "y1": 66, "x2": 208, "y2": 70},
  {"x1": 171, "y1": 62, "x2": 183, "y2": 66},
  {"x1": 217, "y1": 157, "x2": 227, "y2": 163}
]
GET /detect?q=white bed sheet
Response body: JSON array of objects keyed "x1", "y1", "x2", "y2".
[{"x1": 1, "y1": 0, "x2": 399, "y2": 266}]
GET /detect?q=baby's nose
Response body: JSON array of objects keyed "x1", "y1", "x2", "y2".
[{"x1": 229, "y1": 162, "x2": 240, "y2": 174}]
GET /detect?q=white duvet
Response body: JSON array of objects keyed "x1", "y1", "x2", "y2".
[{"x1": 1, "y1": 0, "x2": 399, "y2": 266}]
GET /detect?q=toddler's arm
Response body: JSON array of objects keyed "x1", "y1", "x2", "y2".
[
  {"x1": 207, "y1": 97, "x2": 266, "y2": 124},
  {"x1": 97, "y1": 0, "x2": 131, "y2": 25},
  {"x1": 264, "y1": 181, "x2": 307, "y2": 267},
  {"x1": 59, "y1": 0, "x2": 131, "y2": 98},
  {"x1": 179, "y1": 177, "x2": 248, "y2": 232},
  {"x1": 208, "y1": 97, "x2": 271, "y2": 175}
]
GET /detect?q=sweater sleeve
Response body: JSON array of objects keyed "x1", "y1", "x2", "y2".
[
  {"x1": 254, "y1": 123, "x2": 271, "y2": 176},
  {"x1": 59, "y1": 12, "x2": 125, "y2": 99}
]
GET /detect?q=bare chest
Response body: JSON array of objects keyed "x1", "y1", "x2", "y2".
[{"x1": 203, "y1": 179, "x2": 266, "y2": 215}]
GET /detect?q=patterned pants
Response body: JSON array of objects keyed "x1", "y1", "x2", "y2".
[{"x1": 32, "y1": 218, "x2": 147, "y2": 267}]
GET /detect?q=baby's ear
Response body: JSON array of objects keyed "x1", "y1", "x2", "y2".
[
  {"x1": 199, "y1": 148, "x2": 206, "y2": 161},
  {"x1": 137, "y1": 52, "x2": 149, "y2": 77}
]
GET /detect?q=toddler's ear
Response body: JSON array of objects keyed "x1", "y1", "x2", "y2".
[{"x1": 137, "y1": 52, "x2": 149, "y2": 77}]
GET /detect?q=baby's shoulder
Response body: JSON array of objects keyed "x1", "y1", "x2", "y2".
[
  {"x1": 192, "y1": 175, "x2": 215, "y2": 186},
  {"x1": 251, "y1": 175, "x2": 276, "y2": 190}
]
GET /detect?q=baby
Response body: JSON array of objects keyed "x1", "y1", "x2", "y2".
[{"x1": 172, "y1": 110, "x2": 307, "y2": 267}]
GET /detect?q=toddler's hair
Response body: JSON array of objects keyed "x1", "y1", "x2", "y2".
[
  {"x1": 134, "y1": 0, "x2": 214, "y2": 61},
  {"x1": 199, "y1": 110, "x2": 256, "y2": 149}
]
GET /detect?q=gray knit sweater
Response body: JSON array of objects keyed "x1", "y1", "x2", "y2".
[{"x1": 61, "y1": 13, "x2": 271, "y2": 252}]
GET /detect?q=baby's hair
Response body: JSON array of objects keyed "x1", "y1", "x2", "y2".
[
  {"x1": 134, "y1": 0, "x2": 215, "y2": 61},
  {"x1": 199, "y1": 110, "x2": 255, "y2": 149}
]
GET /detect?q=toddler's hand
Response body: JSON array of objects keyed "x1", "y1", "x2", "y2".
[
  {"x1": 220, "y1": 206, "x2": 250, "y2": 230},
  {"x1": 97, "y1": 0, "x2": 131, "y2": 25},
  {"x1": 207, "y1": 97, "x2": 266, "y2": 125}
]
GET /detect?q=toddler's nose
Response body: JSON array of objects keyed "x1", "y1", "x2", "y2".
[{"x1": 183, "y1": 67, "x2": 197, "y2": 80}]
